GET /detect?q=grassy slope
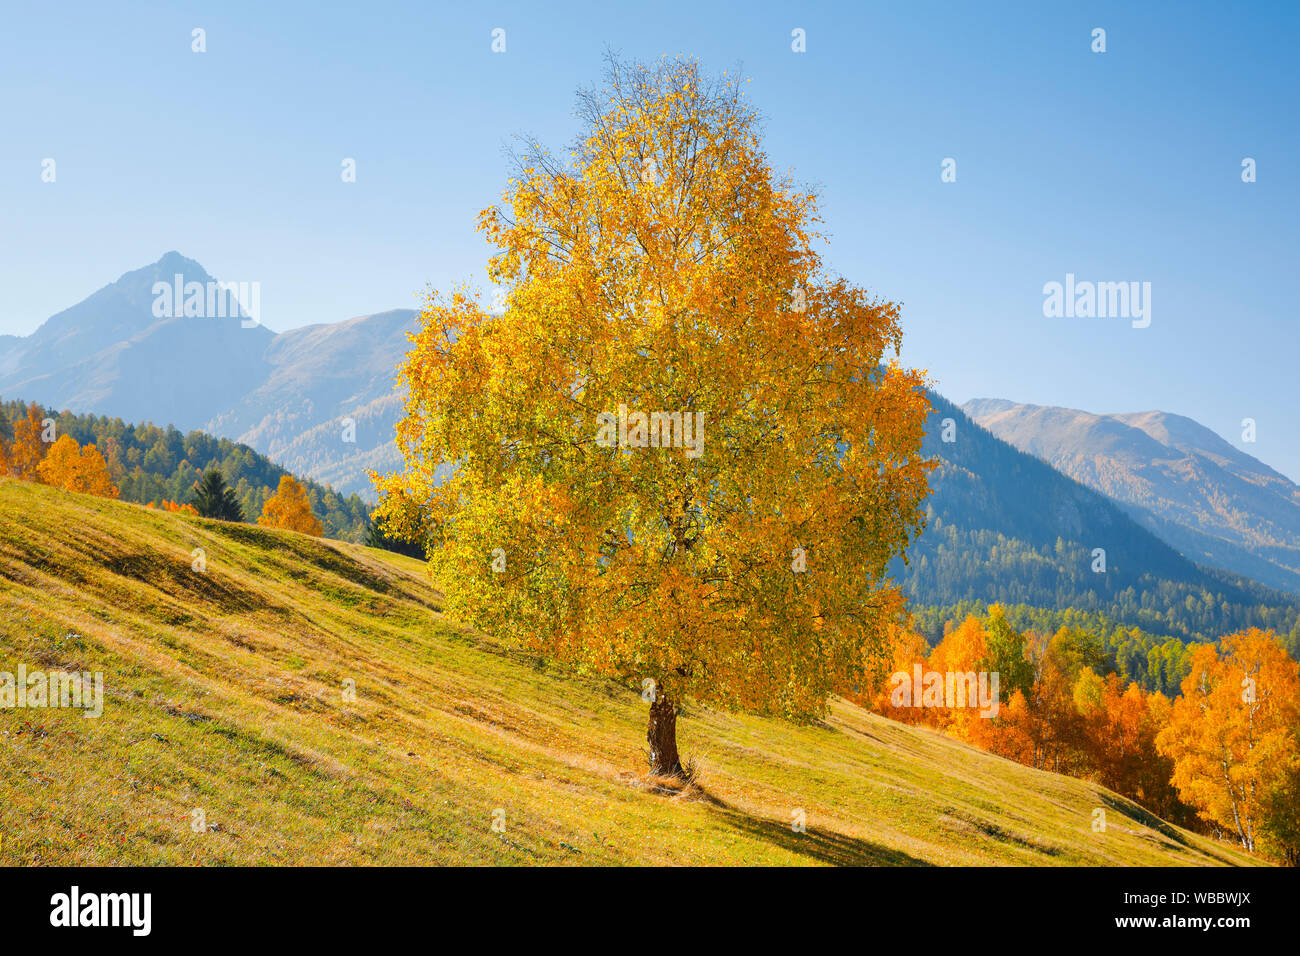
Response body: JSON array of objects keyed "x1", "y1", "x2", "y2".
[{"x1": 0, "y1": 478, "x2": 1259, "y2": 866}]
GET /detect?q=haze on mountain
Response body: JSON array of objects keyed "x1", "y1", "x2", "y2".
[
  {"x1": 0, "y1": 252, "x2": 411, "y2": 499},
  {"x1": 965, "y1": 398, "x2": 1300, "y2": 597}
]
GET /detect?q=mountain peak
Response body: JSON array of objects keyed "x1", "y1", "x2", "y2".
[{"x1": 114, "y1": 251, "x2": 214, "y2": 288}]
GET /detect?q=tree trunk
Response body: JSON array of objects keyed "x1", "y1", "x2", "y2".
[{"x1": 647, "y1": 691, "x2": 683, "y2": 777}]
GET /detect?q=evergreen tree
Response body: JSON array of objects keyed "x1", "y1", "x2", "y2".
[{"x1": 189, "y1": 469, "x2": 244, "y2": 521}]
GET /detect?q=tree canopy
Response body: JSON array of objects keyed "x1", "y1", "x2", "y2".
[
  {"x1": 377, "y1": 56, "x2": 932, "y2": 773},
  {"x1": 259, "y1": 475, "x2": 324, "y2": 536}
]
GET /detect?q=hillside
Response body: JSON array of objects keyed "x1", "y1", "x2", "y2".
[
  {"x1": 964, "y1": 399, "x2": 1300, "y2": 596},
  {"x1": 900, "y1": 392, "x2": 1300, "y2": 645},
  {"x1": 0, "y1": 399, "x2": 372, "y2": 541},
  {"x1": 0, "y1": 478, "x2": 1259, "y2": 866}
]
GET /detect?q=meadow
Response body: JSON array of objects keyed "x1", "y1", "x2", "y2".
[{"x1": 0, "y1": 478, "x2": 1259, "y2": 866}]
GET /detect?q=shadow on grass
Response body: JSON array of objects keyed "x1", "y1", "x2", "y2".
[
  {"x1": 680, "y1": 783, "x2": 931, "y2": 866},
  {"x1": 714, "y1": 802, "x2": 931, "y2": 866},
  {"x1": 1098, "y1": 792, "x2": 1190, "y2": 847},
  {"x1": 1097, "y1": 791, "x2": 1244, "y2": 865}
]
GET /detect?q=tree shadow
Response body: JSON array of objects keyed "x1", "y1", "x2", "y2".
[
  {"x1": 1098, "y1": 792, "x2": 1190, "y2": 849},
  {"x1": 689, "y1": 785, "x2": 932, "y2": 866},
  {"x1": 1096, "y1": 792, "x2": 1245, "y2": 865}
]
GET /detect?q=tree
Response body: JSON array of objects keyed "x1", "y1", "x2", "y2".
[
  {"x1": 1073, "y1": 671, "x2": 1184, "y2": 821},
  {"x1": 927, "y1": 614, "x2": 991, "y2": 736},
  {"x1": 1258, "y1": 749, "x2": 1300, "y2": 865},
  {"x1": 375, "y1": 56, "x2": 933, "y2": 776},
  {"x1": 36, "y1": 434, "x2": 119, "y2": 498},
  {"x1": 190, "y1": 469, "x2": 245, "y2": 521},
  {"x1": 259, "y1": 475, "x2": 324, "y2": 536},
  {"x1": 1156, "y1": 629, "x2": 1300, "y2": 852},
  {"x1": 864, "y1": 624, "x2": 932, "y2": 725},
  {"x1": 9, "y1": 401, "x2": 49, "y2": 479},
  {"x1": 981, "y1": 606, "x2": 1034, "y2": 702}
]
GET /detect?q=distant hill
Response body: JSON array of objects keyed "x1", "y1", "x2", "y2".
[
  {"x1": 0, "y1": 477, "x2": 1258, "y2": 867},
  {"x1": 898, "y1": 392, "x2": 1299, "y2": 645},
  {"x1": 0, "y1": 399, "x2": 371, "y2": 541},
  {"x1": 0, "y1": 253, "x2": 412, "y2": 499},
  {"x1": 964, "y1": 399, "x2": 1300, "y2": 596}
]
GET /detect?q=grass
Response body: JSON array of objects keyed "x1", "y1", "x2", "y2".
[{"x1": 0, "y1": 477, "x2": 1261, "y2": 866}]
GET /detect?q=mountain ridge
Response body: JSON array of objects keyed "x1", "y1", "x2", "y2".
[
  {"x1": 963, "y1": 398, "x2": 1300, "y2": 596},
  {"x1": 0, "y1": 253, "x2": 411, "y2": 499}
]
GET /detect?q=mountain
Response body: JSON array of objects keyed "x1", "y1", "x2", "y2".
[
  {"x1": 202, "y1": 309, "x2": 415, "y2": 493},
  {"x1": 963, "y1": 399, "x2": 1300, "y2": 596},
  {"x1": 896, "y1": 393, "x2": 1299, "y2": 645},
  {"x1": 0, "y1": 253, "x2": 413, "y2": 500},
  {"x1": 0, "y1": 476, "x2": 1257, "y2": 867},
  {"x1": 0, "y1": 253, "x2": 276, "y2": 433}
]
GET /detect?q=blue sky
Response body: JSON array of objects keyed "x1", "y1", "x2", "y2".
[{"x1": 2, "y1": 1, "x2": 1297, "y2": 479}]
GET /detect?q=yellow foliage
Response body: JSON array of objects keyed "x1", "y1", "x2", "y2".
[
  {"x1": 9, "y1": 402, "x2": 48, "y2": 480},
  {"x1": 375, "y1": 57, "x2": 933, "y2": 721},
  {"x1": 1156, "y1": 629, "x2": 1300, "y2": 853},
  {"x1": 258, "y1": 475, "x2": 323, "y2": 536},
  {"x1": 35, "y1": 434, "x2": 119, "y2": 498}
]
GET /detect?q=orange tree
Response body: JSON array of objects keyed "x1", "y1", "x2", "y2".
[
  {"x1": 35, "y1": 434, "x2": 119, "y2": 498},
  {"x1": 8, "y1": 402, "x2": 48, "y2": 479},
  {"x1": 376, "y1": 57, "x2": 932, "y2": 775},
  {"x1": 259, "y1": 475, "x2": 324, "y2": 536},
  {"x1": 1157, "y1": 629, "x2": 1300, "y2": 854}
]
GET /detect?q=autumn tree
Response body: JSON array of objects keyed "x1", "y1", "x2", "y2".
[
  {"x1": 36, "y1": 434, "x2": 120, "y2": 498},
  {"x1": 364, "y1": 507, "x2": 425, "y2": 558},
  {"x1": 375, "y1": 56, "x2": 932, "y2": 776},
  {"x1": 1156, "y1": 629, "x2": 1300, "y2": 853},
  {"x1": 9, "y1": 401, "x2": 51, "y2": 479},
  {"x1": 865, "y1": 624, "x2": 932, "y2": 725},
  {"x1": 1258, "y1": 749, "x2": 1300, "y2": 865},
  {"x1": 1013, "y1": 628, "x2": 1091, "y2": 774},
  {"x1": 980, "y1": 606, "x2": 1034, "y2": 702},
  {"x1": 259, "y1": 475, "x2": 324, "y2": 536},
  {"x1": 926, "y1": 614, "x2": 990, "y2": 737},
  {"x1": 190, "y1": 469, "x2": 244, "y2": 521},
  {"x1": 1073, "y1": 670, "x2": 1184, "y2": 821}
]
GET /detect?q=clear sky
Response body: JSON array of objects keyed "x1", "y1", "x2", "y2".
[{"x1": 1, "y1": 1, "x2": 1296, "y2": 479}]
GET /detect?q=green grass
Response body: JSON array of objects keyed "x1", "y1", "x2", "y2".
[{"x1": 0, "y1": 477, "x2": 1261, "y2": 866}]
